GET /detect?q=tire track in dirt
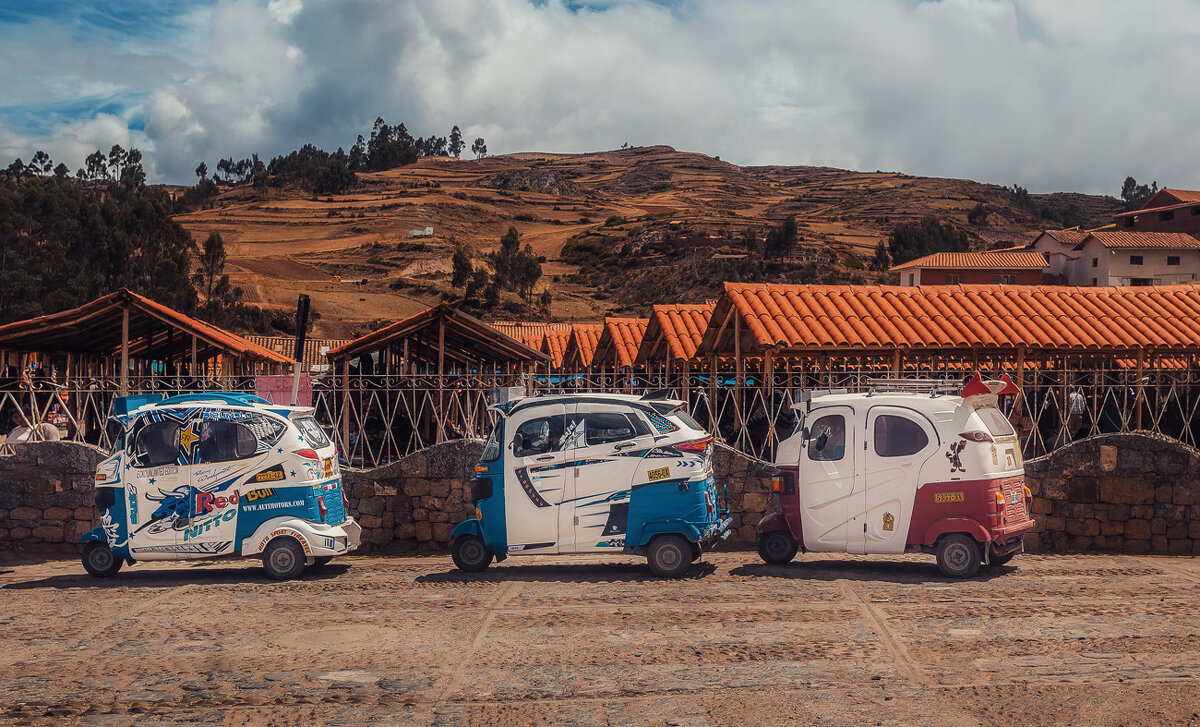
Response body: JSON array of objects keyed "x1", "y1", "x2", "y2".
[{"x1": 840, "y1": 580, "x2": 929, "y2": 687}]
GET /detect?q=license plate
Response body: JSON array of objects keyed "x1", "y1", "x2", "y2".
[{"x1": 1009, "y1": 492, "x2": 1020, "y2": 504}]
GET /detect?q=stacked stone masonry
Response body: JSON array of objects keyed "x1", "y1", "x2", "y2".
[
  {"x1": 5, "y1": 434, "x2": 1198, "y2": 557},
  {"x1": 0, "y1": 442, "x2": 106, "y2": 553},
  {"x1": 1023, "y1": 432, "x2": 1200, "y2": 555}
]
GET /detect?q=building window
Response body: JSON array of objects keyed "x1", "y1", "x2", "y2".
[
  {"x1": 1091, "y1": 257, "x2": 1098, "y2": 268},
  {"x1": 1125, "y1": 216, "x2": 1136, "y2": 227},
  {"x1": 945, "y1": 274, "x2": 962, "y2": 284},
  {"x1": 1130, "y1": 255, "x2": 1143, "y2": 265},
  {"x1": 1130, "y1": 278, "x2": 1153, "y2": 286},
  {"x1": 908, "y1": 273, "x2": 914, "y2": 286},
  {"x1": 995, "y1": 274, "x2": 1015, "y2": 285},
  {"x1": 1091, "y1": 278, "x2": 1098, "y2": 286},
  {"x1": 1042, "y1": 252, "x2": 1050, "y2": 262},
  {"x1": 1168, "y1": 256, "x2": 1181, "y2": 266},
  {"x1": 1191, "y1": 206, "x2": 1200, "y2": 216},
  {"x1": 1160, "y1": 210, "x2": 1176, "y2": 222}
]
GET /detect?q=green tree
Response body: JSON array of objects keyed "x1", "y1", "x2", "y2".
[
  {"x1": 967, "y1": 203, "x2": 989, "y2": 226},
  {"x1": 763, "y1": 214, "x2": 797, "y2": 259},
  {"x1": 449, "y1": 126, "x2": 465, "y2": 158},
  {"x1": 888, "y1": 216, "x2": 969, "y2": 265},
  {"x1": 1120, "y1": 176, "x2": 1158, "y2": 211},
  {"x1": 872, "y1": 239, "x2": 891, "y2": 271},
  {"x1": 451, "y1": 245, "x2": 473, "y2": 289},
  {"x1": 195, "y1": 162, "x2": 208, "y2": 180},
  {"x1": 742, "y1": 225, "x2": 758, "y2": 254},
  {"x1": 191, "y1": 232, "x2": 241, "y2": 319},
  {"x1": 29, "y1": 151, "x2": 51, "y2": 175}
]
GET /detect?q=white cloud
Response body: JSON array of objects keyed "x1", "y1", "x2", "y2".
[{"x1": 11, "y1": 0, "x2": 1200, "y2": 193}]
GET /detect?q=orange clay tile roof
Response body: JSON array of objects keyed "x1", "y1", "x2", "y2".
[
  {"x1": 700, "y1": 282, "x2": 1200, "y2": 356},
  {"x1": 593, "y1": 318, "x2": 649, "y2": 368},
  {"x1": 491, "y1": 321, "x2": 570, "y2": 340},
  {"x1": 564, "y1": 324, "x2": 604, "y2": 367},
  {"x1": 327, "y1": 304, "x2": 543, "y2": 364},
  {"x1": 541, "y1": 329, "x2": 572, "y2": 367},
  {"x1": 1035, "y1": 230, "x2": 1089, "y2": 245},
  {"x1": 1081, "y1": 231, "x2": 1200, "y2": 250},
  {"x1": 891, "y1": 251, "x2": 1047, "y2": 271},
  {"x1": 636, "y1": 303, "x2": 715, "y2": 363},
  {"x1": 0, "y1": 288, "x2": 292, "y2": 364}
]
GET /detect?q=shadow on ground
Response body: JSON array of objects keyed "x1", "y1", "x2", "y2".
[
  {"x1": 729, "y1": 558, "x2": 1018, "y2": 583},
  {"x1": 2, "y1": 562, "x2": 352, "y2": 590},
  {"x1": 416, "y1": 560, "x2": 718, "y2": 584}
]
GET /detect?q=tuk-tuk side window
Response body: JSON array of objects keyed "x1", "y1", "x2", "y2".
[
  {"x1": 807, "y1": 414, "x2": 845, "y2": 461},
  {"x1": 481, "y1": 424, "x2": 502, "y2": 463},
  {"x1": 197, "y1": 421, "x2": 259, "y2": 463},
  {"x1": 874, "y1": 415, "x2": 929, "y2": 457},
  {"x1": 626, "y1": 413, "x2": 651, "y2": 438},
  {"x1": 132, "y1": 420, "x2": 181, "y2": 467},
  {"x1": 513, "y1": 415, "x2": 564, "y2": 457},
  {"x1": 291, "y1": 416, "x2": 328, "y2": 448},
  {"x1": 586, "y1": 412, "x2": 637, "y2": 445}
]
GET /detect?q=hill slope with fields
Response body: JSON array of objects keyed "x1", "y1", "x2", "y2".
[{"x1": 175, "y1": 145, "x2": 1122, "y2": 338}]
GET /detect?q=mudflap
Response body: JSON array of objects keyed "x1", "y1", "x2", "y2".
[{"x1": 992, "y1": 535, "x2": 1025, "y2": 558}]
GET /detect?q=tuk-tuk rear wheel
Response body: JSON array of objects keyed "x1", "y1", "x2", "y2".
[
  {"x1": 81, "y1": 542, "x2": 123, "y2": 578},
  {"x1": 452, "y1": 535, "x2": 494, "y2": 572},
  {"x1": 262, "y1": 537, "x2": 306, "y2": 580},
  {"x1": 647, "y1": 535, "x2": 691, "y2": 578},
  {"x1": 935, "y1": 534, "x2": 982, "y2": 578},
  {"x1": 757, "y1": 530, "x2": 799, "y2": 565}
]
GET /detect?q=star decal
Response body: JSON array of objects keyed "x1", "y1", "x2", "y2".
[
  {"x1": 277, "y1": 447, "x2": 283, "y2": 454},
  {"x1": 178, "y1": 423, "x2": 199, "y2": 452},
  {"x1": 289, "y1": 471, "x2": 296, "y2": 478},
  {"x1": 148, "y1": 478, "x2": 156, "y2": 485}
]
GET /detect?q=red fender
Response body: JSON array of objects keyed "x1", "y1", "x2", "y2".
[
  {"x1": 923, "y1": 516, "x2": 991, "y2": 546},
  {"x1": 756, "y1": 512, "x2": 790, "y2": 534}
]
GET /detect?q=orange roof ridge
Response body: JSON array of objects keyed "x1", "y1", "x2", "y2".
[{"x1": 890, "y1": 251, "x2": 1047, "y2": 271}]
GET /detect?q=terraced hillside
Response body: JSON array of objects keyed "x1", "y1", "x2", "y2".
[{"x1": 175, "y1": 146, "x2": 1121, "y2": 337}]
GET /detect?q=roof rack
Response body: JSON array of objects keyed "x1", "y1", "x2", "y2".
[{"x1": 864, "y1": 378, "x2": 961, "y2": 397}]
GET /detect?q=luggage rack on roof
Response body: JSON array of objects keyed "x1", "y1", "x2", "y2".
[{"x1": 863, "y1": 378, "x2": 962, "y2": 396}]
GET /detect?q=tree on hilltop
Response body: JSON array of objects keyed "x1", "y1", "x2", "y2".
[
  {"x1": 471, "y1": 138, "x2": 487, "y2": 159},
  {"x1": 449, "y1": 126, "x2": 464, "y2": 159}
]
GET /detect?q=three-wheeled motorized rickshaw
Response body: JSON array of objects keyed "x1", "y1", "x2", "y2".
[
  {"x1": 81, "y1": 392, "x2": 361, "y2": 580},
  {"x1": 756, "y1": 375, "x2": 1035, "y2": 577},
  {"x1": 451, "y1": 391, "x2": 731, "y2": 577}
]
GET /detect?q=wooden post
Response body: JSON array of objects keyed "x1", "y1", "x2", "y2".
[
  {"x1": 340, "y1": 359, "x2": 350, "y2": 451},
  {"x1": 892, "y1": 349, "x2": 901, "y2": 378},
  {"x1": 119, "y1": 306, "x2": 130, "y2": 395},
  {"x1": 437, "y1": 316, "x2": 446, "y2": 443}
]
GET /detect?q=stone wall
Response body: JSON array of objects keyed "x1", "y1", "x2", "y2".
[
  {"x1": 0, "y1": 439, "x2": 778, "y2": 555},
  {"x1": 342, "y1": 439, "x2": 483, "y2": 552},
  {"x1": 0, "y1": 442, "x2": 106, "y2": 553},
  {"x1": 1024, "y1": 433, "x2": 1200, "y2": 554}
]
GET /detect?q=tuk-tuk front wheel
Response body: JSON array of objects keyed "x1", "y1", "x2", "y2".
[
  {"x1": 81, "y1": 542, "x2": 123, "y2": 578},
  {"x1": 757, "y1": 530, "x2": 798, "y2": 565},
  {"x1": 263, "y1": 537, "x2": 307, "y2": 581},
  {"x1": 647, "y1": 535, "x2": 692, "y2": 578},
  {"x1": 935, "y1": 534, "x2": 982, "y2": 578},
  {"x1": 452, "y1": 535, "x2": 494, "y2": 572}
]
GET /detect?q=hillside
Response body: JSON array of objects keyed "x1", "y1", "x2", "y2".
[{"x1": 174, "y1": 146, "x2": 1122, "y2": 338}]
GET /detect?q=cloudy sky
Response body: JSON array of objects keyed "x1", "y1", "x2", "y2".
[{"x1": 2, "y1": 0, "x2": 1198, "y2": 193}]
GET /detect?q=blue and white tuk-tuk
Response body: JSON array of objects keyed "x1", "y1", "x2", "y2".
[
  {"x1": 451, "y1": 392, "x2": 731, "y2": 577},
  {"x1": 81, "y1": 392, "x2": 361, "y2": 580}
]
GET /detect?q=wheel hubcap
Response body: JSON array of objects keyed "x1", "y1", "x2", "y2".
[
  {"x1": 272, "y1": 549, "x2": 295, "y2": 571},
  {"x1": 659, "y1": 547, "x2": 681, "y2": 568},
  {"x1": 947, "y1": 545, "x2": 968, "y2": 569},
  {"x1": 462, "y1": 542, "x2": 483, "y2": 564},
  {"x1": 90, "y1": 549, "x2": 112, "y2": 569},
  {"x1": 767, "y1": 536, "x2": 789, "y2": 558}
]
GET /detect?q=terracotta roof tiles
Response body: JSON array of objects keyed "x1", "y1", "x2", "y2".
[
  {"x1": 1081, "y1": 231, "x2": 1200, "y2": 250},
  {"x1": 563, "y1": 324, "x2": 604, "y2": 368},
  {"x1": 541, "y1": 329, "x2": 572, "y2": 367},
  {"x1": 890, "y1": 251, "x2": 1048, "y2": 271},
  {"x1": 593, "y1": 318, "x2": 649, "y2": 368},
  {"x1": 635, "y1": 303, "x2": 715, "y2": 363},
  {"x1": 700, "y1": 282, "x2": 1200, "y2": 356}
]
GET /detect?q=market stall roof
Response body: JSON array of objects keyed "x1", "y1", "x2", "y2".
[
  {"x1": 698, "y1": 282, "x2": 1200, "y2": 357},
  {"x1": 562, "y1": 324, "x2": 604, "y2": 368},
  {"x1": 635, "y1": 303, "x2": 715, "y2": 364},
  {"x1": 592, "y1": 318, "x2": 649, "y2": 369},
  {"x1": 541, "y1": 329, "x2": 572, "y2": 367},
  {"x1": 0, "y1": 288, "x2": 291, "y2": 364},
  {"x1": 326, "y1": 304, "x2": 544, "y2": 367}
]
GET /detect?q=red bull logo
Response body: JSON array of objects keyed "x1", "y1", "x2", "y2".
[{"x1": 195, "y1": 490, "x2": 239, "y2": 516}]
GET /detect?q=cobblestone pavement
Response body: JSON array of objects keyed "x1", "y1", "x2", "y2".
[{"x1": 1, "y1": 551, "x2": 1199, "y2": 726}]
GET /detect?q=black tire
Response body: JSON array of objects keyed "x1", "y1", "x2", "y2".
[
  {"x1": 81, "y1": 542, "x2": 123, "y2": 578},
  {"x1": 757, "y1": 530, "x2": 799, "y2": 565},
  {"x1": 936, "y1": 534, "x2": 982, "y2": 578},
  {"x1": 451, "y1": 535, "x2": 494, "y2": 572},
  {"x1": 262, "y1": 537, "x2": 307, "y2": 581},
  {"x1": 689, "y1": 542, "x2": 702, "y2": 562},
  {"x1": 312, "y1": 556, "x2": 334, "y2": 568},
  {"x1": 647, "y1": 535, "x2": 692, "y2": 578}
]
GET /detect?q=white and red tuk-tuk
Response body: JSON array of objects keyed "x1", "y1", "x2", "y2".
[{"x1": 756, "y1": 375, "x2": 1035, "y2": 577}]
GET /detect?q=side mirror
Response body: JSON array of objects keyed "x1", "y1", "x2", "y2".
[{"x1": 800, "y1": 427, "x2": 811, "y2": 443}]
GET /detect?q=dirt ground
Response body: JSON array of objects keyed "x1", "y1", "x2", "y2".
[{"x1": 1, "y1": 551, "x2": 1198, "y2": 726}]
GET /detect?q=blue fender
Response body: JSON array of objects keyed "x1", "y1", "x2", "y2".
[
  {"x1": 79, "y1": 527, "x2": 107, "y2": 544},
  {"x1": 629, "y1": 519, "x2": 703, "y2": 552},
  {"x1": 451, "y1": 519, "x2": 483, "y2": 540}
]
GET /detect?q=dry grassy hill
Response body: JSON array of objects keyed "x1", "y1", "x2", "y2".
[{"x1": 175, "y1": 146, "x2": 1121, "y2": 338}]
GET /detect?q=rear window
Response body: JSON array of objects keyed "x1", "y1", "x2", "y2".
[
  {"x1": 294, "y1": 416, "x2": 331, "y2": 448},
  {"x1": 672, "y1": 409, "x2": 703, "y2": 431},
  {"x1": 874, "y1": 415, "x2": 929, "y2": 457},
  {"x1": 976, "y1": 407, "x2": 1016, "y2": 437},
  {"x1": 586, "y1": 412, "x2": 637, "y2": 445}
]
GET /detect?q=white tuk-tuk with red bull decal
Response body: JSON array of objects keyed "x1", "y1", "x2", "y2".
[
  {"x1": 756, "y1": 375, "x2": 1035, "y2": 577},
  {"x1": 80, "y1": 392, "x2": 361, "y2": 580}
]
